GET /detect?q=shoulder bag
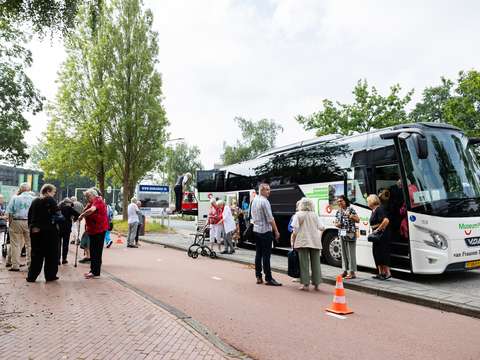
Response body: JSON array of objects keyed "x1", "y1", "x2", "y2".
[
  {"x1": 287, "y1": 248, "x2": 301, "y2": 278},
  {"x1": 367, "y1": 230, "x2": 383, "y2": 243}
]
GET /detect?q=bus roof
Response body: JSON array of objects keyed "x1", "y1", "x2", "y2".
[{"x1": 215, "y1": 122, "x2": 463, "y2": 172}]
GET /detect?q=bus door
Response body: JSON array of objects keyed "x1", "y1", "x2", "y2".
[
  {"x1": 369, "y1": 146, "x2": 412, "y2": 271},
  {"x1": 196, "y1": 170, "x2": 226, "y2": 227}
]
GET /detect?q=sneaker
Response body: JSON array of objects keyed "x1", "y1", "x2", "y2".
[
  {"x1": 62, "y1": 260, "x2": 68, "y2": 265},
  {"x1": 106, "y1": 240, "x2": 113, "y2": 248}
]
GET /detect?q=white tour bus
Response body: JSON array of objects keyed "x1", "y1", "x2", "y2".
[{"x1": 196, "y1": 123, "x2": 480, "y2": 274}]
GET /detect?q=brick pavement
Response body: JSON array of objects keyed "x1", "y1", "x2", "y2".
[{"x1": 0, "y1": 263, "x2": 235, "y2": 360}]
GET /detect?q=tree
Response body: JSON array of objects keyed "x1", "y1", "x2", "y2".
[
  {"x1": 221, "y1": 117, "x2": 283, "y2": 165},
  {"x1": 0, "y1": 0, "x2": 80, "y2": 35},
  {"x1": 0, "y1": 20, "x2": 43, "y2": 164},
  {"x1": 43, "y1": 2, "x2": 112, "y2": 195},
  {"x1": 444, "y1": 70, "x2": 480, "y2": 137},
  {"x1": 296, "y1": 80, "x2": 413, "y2": 136},
  {"x1": 410, "y1": 77, "x2": 454, "y2": 123},
  {"x1": 161, "y1": 142, "x2": 202, "y2": 191},
  {"x1": 101, "y1": 0, "x2": 168, "y2": 219}
]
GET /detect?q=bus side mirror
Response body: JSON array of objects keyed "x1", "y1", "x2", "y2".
[
  {"x1": 468, "y1": 137, "x2": 480, "y2": 145},
  {"x1": 413, "y1": 134, "x2": 428, "y2": 159}
]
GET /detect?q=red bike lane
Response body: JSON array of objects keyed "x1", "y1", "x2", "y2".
[{"x1": 97, "y1": 242, "x2": 480, "y2": 360}]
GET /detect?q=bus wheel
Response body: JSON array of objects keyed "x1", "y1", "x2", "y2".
[{"x1": 322, "y1": 231, "x2": 342, "y2": 267}]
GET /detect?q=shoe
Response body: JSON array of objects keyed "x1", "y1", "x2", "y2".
[
  {"x1": 341, "y1": 271, "x2": 348, "y2": 278},
  {"x1": 220, "y1": 251, "x2": 228, "y2": 254},
  {"x1": 62, "y1": 260, "x2": 68, "y2": 265},
  {"x1": 127, "y1": 244, "x2": 138, "y2": 248},
  {"x1": 26, "y1": 277, "x2": 36, "y2": 283},
  {"x1": 106, "y1": 240, "x2": 113, "y2": 248},
  {"x1": 19, "y1": 264, "x2": 25, "y2": 267},
  {"x1": 372, "y1": 274, "x2": 386, "y2": 280},
  {"x1": 9, "y1": 268, "x2": 20, "y2": 272},
  {"x1": 229, "y1": 250, "x2": 235, "y2": 254},
  {"x1": 84, "y1": 272, "x2": 99, "y2": 279},
  {"x1": 256, "y1": 277, "x2": 263, "y2": 284},
  {"x1": 383, "y1": 274, "x2": 392, "y2": 280},
  {"x1": 5, "y1": 263, "x2": 11, "y2": 268},
  {"x1": 345, "y1": 272, "x2": 356, "y2": 279},
  {"x1": 70, "y1": 240, "x2": 75, "y2": 245},
  {"x1": 46, "y1": 276, "x2": 59, "y2": 282},
  {"x1": 265, "y1": 279, "x2": 282, "y2": 286},
  {"x1": 299, "y1": 285, "x2": 309, "y2": 291},
  {"x1": 78, "y1": 258, "x2": 91, "y2": 264}
]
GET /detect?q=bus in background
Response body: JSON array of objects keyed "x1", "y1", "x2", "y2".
[{"x1": 196, "y1": 122, "x2": 480, "y2": 274}]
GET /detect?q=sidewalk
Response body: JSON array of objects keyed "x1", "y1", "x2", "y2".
[
  {"x1": 140, "y1": 230, "x2": 480, "y2": 319},
  {"x1": 0, "y1": 263, "x2": 239, "y2": 359}
]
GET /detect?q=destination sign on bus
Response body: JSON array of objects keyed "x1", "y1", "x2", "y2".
[{"x1": 139, "y1": 185, "x2": 169, "y2": 193}]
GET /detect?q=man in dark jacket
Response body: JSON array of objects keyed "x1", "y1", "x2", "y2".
[{"x1": 174, "y1": 173, "x2": 192, "y2": 212}]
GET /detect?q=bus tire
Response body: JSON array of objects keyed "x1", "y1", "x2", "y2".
[{"x1": 322, "y1": 231, "x2": 342, "y2": 268}]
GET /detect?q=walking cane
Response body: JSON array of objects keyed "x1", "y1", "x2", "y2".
[{"x1": 74, "y1": 220, "x2": 81, "y2": 268}]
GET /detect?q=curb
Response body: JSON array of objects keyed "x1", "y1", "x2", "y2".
[
  {"x1": 105, "y1": 270, "x2": 250, "y2": 359},
  {"x1": 141, "y1": 237, "x2": 480, "y2": 320}
]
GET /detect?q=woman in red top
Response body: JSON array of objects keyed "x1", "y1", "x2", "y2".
[{"x1": 78, "y1": 188, "x2": 108, "y2": 279}]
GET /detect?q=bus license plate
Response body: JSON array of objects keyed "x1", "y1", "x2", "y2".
[{"x1": 465, "y1": 260, "x2": 480, "y2": 269}]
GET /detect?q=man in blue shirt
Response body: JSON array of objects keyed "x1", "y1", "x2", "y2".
[{"x1": 6, "y1": 183, "x2": 35, "y2": 271}]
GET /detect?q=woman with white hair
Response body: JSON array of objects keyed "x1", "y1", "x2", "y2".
[
  {"x1": 78, "y1": 188, "x2": 108, "y2": 279},
  {"x1": 127, "y1": 197, "x2": 140, "y2": 248},
  {"x1": 367, "y1": 194, "x2": 391, "y2": 280},
  {"x1": 207, "y1": 198, "x2": 223, "y2": 252},
  {"x1": 218, "y1": 200, "x2": 235, "y2": 254},
  {"x1": 290, "y1": 197, "x2": 325, "y2": 291}
]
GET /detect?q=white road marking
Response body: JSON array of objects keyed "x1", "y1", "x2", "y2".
[
  {"x1": 325, "y1": 312, "x2": 347, "y2": 320},
  {"x1": 211, "y1": 276, "x2": 222, "y2": 281}
]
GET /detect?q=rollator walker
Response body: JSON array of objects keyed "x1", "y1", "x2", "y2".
[{"x1": 187, "y1": 221, "x2": 216, "y2": 259}]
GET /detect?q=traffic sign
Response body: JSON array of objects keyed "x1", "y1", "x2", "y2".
[{"x1": 139, "y1": 185, "x2": 169, "y2": 193}]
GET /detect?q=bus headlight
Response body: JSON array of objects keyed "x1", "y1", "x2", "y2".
[{"x1": 424, "y1": 232, "x2": 448, "y2": 250}]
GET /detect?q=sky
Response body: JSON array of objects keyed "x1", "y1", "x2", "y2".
[{"x1": 25, "y1": 0, "x2": 480, "y2": 169}]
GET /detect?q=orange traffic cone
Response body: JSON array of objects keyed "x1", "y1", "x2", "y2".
[
  {"x1": 115, "y1": 233, "x2": 124, "y2": 245},
  {"x1": 325, "y1": 275, "x2": 353, "y2": 315}
]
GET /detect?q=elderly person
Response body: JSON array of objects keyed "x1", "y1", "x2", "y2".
[
  {"x1": 251, "y1": 183, "x2": 281, "y2": 286},
  {"x1": 6, "y1": 182, "x2": 34, "y2": 272},
  {"x1": 127, "y1": 197, "x2": 140, "y2": 248},
  {"x1": 367, "y1": 194, "x2": 392, "y2": 280},
  {"x1": 0, "y1": 194, "x2": 9, "y2": 261},
  {"x1": 291, "y1": 198, "x2": 325, "y2": 291},
  {"x1": 78, "y1": 188, "x2": 108, "y2": 279},
  {"x1": 174, "y1": 172, "x2": 192, "y2": 213},
  {"x1": 58, "y1": 198, "x2": 80, "y2": 265},
  {"x1": 334, "y1": 195, "x2": 360, "y2": 279},
  {"x1": 219, "y1": 200, "x2": 235, "y2": 254},
  {"x1": 27, "y1": 184, "x2": 60, "y2": 282},
  {"x1": 207, "y1": 198, "x2": 223, "y2": 252},
  {"x1": 135, "y1": 200, "x2": 144, "y2": 246}
]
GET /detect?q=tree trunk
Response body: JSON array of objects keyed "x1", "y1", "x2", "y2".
[
  {"x1": 122, "y1": 177, "x2": 131, "y2": 221},
  {"x1": 97, "y1": 161, "x2": 106, "y2": 199}
]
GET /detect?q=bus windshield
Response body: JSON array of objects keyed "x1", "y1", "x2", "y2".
[{"x1": 400, "y1": 129, "x2": 480, "y2": 216}]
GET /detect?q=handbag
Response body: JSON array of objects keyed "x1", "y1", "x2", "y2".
[
  {"x1": 287, "y1": 249, "x2": 300, "y2": 278},
  {"x1": 367, "y1": 231, "x2": 383, "y2": 243},
  {"x1": 243, "y1": 223, "x2": 254, "y2": 242}
]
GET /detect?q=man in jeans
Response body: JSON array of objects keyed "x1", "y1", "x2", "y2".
[
  {"x1": 251, "y1": 183, "x2": 282, "y2": 286},
  {"x1": 6, "y1": 183, "x2": 34, "y2": 272}
]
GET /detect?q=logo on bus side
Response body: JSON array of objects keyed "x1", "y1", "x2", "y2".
[
  {"x1": 409, "y1": 215, "x2": 416, "y2": 222},
  {"x1": 465, "y1": 230, "x2": 472, "y2": 236},
  {"x1": 465, "y1": 237, "x2": 480, "y2": 247}
]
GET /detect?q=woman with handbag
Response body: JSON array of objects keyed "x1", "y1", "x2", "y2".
[
  {"x1": 334, "y1": 195, "x2": 360, "y2": 279},
  {"x1": 367, "y1": 194, "x2": 392, "y2": 280},
  {"x1": 290, "y1": 197, "x2": 325, "y2": 291}
]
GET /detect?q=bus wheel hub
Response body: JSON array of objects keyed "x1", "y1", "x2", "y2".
[{"x1": 329, "y1": 238, "x2": 342, "y2": 261}]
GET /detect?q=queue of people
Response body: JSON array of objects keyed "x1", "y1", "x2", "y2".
[{"x1": 2, "y1": 183, "x2": 110, "y2": 282}]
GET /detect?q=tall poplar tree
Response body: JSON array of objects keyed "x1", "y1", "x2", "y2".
[{"x1": 101, "y1": 0, "x2": 168, "y2": 218}]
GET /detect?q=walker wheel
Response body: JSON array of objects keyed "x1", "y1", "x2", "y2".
[
  {"x1": 201, "y1": 249, "x2": 208, "y2": 256},
  {"x1": 209, "y1": 251, "x2": 217, "y2": 259},
  {"x1": 192, "y1": 251, "x2": 199, "y2": 259},
  {"x1": 187, "y1": 249, "x2": 193, "y2": 257}
]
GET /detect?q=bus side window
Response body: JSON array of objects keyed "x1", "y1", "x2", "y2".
[{"x1": 348, "y1": 167, "x2": 368, "y2": 207}]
